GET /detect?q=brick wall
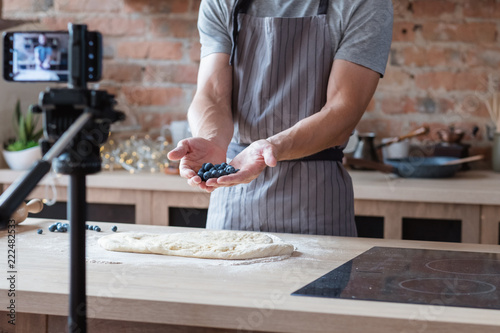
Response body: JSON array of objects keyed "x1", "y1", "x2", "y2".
[
  {"x1": 359, "y1": 0, "x2": 500, "y2": 155},
  {"x1": 3, "y1": 0, "x2": 500, "y2": 154}
]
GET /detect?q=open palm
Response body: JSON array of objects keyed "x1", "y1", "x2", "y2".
[
  {"x1": 207, "y1": 139, "x2": 278, "y2": 188},
  {"x1": 167, "y1": 137, "x2": 227, "y2": 191}
]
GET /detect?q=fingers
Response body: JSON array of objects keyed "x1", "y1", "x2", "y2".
[
  {"x1": 215, "y1": 172, "x2": 249, "y2": 186},
  {"x1": 187, "y1": 175, "x2": 218, "y2": 193},
  {"x1": 179, "y1": 165, "x2": 197, "y2": 179},
  {"x1": 187, "y1": 175, "x2": 202, "y2": 186},
  {"x1": 167, "y1": 140, "x2": 189, "y2": 161}
]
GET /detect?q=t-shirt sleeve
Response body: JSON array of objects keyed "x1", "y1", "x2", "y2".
[
  {"x1": 334, "y1": 0, "x2": 393, "y2": 77},
  {"x1": 198, "y1": 0, "x2": 232, "y2": 58}
]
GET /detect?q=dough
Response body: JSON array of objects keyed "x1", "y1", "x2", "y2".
[{"x1": 98, "y1": 230, "x2": 294, "y2": 260}]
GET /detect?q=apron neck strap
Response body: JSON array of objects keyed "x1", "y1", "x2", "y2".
[
  {"x1": 230, "y1": 0, "x2": 329, "y2": 65},
  {"x1": 230, "y1": 0, "x2": 254, "y2": 65},
  {"x1": 318, "y1": 0, "x2": 329, "y2": 15}
]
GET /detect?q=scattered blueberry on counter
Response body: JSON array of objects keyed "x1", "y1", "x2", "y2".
[
  {"x1": 37, "y1": 229, "x2": 43, "y2": 234},
  {"x1": 57, "y1": 225, "x2": 67, "y2": 232},
  {"x1": 94, "y1": 226, "x2": 101, "y2": 232},
  {"x1": 111, "y1": 226, "x2": 118, "y2": 232},
  {"x1": 197, "y1": 162, "x2": 239, "y2": 182},
  {"x1": 47, "y1": 222, "x2": 69, "y2": 232}
]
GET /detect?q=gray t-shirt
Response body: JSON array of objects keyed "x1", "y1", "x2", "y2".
[{"x1": 198, "y1": 0, "x2": 393, "y2": 76}]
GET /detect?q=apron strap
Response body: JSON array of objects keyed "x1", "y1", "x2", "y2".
[
  {"x1": 230, "y1": 0, "x2": 254, "y2": 65},
  {"x1": 230, "y1": 0, "x2": 329, "y2": 65},
  {"x1": 317, "y1": 0, "x2": 329, "y2": 15}
]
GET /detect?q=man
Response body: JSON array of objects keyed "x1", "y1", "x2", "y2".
[
  {"x1": 168, "y1": 0, "x2": 393, "y2": 236},
  {"x1": 34, "y1": 34, "x2": 53, "y2": 70}
]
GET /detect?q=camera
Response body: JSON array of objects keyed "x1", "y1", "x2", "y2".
[
  {"x1": 2, "y1": 30, "x2": 102, "y2": 82},
  {"x1": 0, "y1": 24, "x2": 124, "y2": 333}
]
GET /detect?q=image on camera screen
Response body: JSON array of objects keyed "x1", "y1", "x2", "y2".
[{"x1": 12, "y1": 32, "x2": 69, "y2": 81}]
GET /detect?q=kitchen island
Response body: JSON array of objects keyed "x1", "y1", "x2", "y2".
[
  {"x1": 1, "y1": 168, "x2": 499, "y2": 244},
  {"x1": 1, "y1": 219, "x2": 499, "y2": 333}
]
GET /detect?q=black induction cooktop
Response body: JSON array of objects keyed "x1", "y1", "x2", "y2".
[{"x1": 292, "y1": 247, "x2": 500, "y2": 310}]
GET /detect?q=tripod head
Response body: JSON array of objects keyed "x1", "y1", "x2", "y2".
[{"x1": 34, "y1": 24, "x2": 124, "y2": 175}]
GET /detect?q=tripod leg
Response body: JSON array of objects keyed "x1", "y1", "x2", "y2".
[{"x1": 68, "y1": 174, "x2": 87, "y2": 333}]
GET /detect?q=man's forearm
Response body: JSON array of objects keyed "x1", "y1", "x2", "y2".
[
  {"x1": 188, "y1": 94, "x2": 233, "y2": 151},
  {"x1": 187, "y1": 53, "x2": 234, "y2": 151},
  {"x1": 266, "y1": 102, "x2": 361, "y2": 161},
  {"x1": 267, "y1": 59, "x2": 379, "y2": 162}
]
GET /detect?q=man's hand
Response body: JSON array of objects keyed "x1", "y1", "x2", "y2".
[
  {"x1": 167, "y1": 137, "x2": 227, "y2": 192},
  {"x1": 206, "y1": 140, "x2": 278, "y2": 188}
]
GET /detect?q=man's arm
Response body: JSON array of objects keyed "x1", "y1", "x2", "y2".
[
  {"x1": 214, "y1": 59, "x2": 379, "y2": 187},
  {"x1": 187, "y1": 52, "x2": 234, "y2": 151},
  {"x1": 267, "y1": 59, "x2": 379, "y2": 161},
  {"x1": 167, "y1": 52, "x2": 234, "y2": 191}
]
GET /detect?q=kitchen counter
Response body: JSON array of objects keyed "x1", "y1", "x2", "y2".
[
  {"x1": 1, "y1": 169, "x2": 500, "y2": 244},
  {"x1": 1, "y1": 168, "x2": 500, "y2": 205},
  {"x1": 1, "y1": 219, "x2": 499, "y2": 333}
]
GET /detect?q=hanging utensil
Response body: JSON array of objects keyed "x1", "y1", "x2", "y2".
[{"x1": 376, "y1": 126, "x2": 429, "y2": 149}]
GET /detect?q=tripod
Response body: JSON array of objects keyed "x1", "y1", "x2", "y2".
[{"x1": 0, "y1": 24, "x2": 124, "y2": 333}]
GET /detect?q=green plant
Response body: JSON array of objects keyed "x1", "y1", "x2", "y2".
[{"x1": 4, "y1": 100, "x2": 43, "y2": 152}]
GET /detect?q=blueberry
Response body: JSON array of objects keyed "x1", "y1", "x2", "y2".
[
  {"x1": 48, "y1": 224, "x2": 57, "y2": 232},
  {"x1": 85, "y1": 224, "x2": 89, "y2": 230},
  {"x1": 202, "y1": 162, "x2": 208, "y2": 170},
  {"x1": 37, "y1": 229, "x2": 43, "y2": 234},
  {"x1": 203, "y1": 171, "x2": 211, "y2": 181},
  {"x1": 204, "y1": 163, "x2": 214, "y2": 171},
  {"x1": 111, "y1": 226, "x2": 118, "y2": 232},
  {"x1": 225, "y1": 165, "x2": 236, "y2": 173},
  {"x1": 221, "y1": 162, "x2": 227, "y2": 168},
  {"x1": 214, "y1": 164, "x2": 221, "y2": 169},
  {"x1": 94, "y1": 227, "x2": 101, "y2": 232},
  {"x1": 57, "y1": 225, "x2": 67, "y2": 232},
  {"x1": 88, "y1": 225, "x2": 94, "y2": 230}
]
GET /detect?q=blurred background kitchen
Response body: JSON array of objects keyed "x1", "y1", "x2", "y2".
[
  {"x1": 1, "y1": 0, "x2": 500, "y2": 243},
  {"x1": 1, "y1": 0, "x2": 500, "y2": 168}
]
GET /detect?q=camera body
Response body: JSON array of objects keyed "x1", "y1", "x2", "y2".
[
  {"x1": 2, "y1": 23, "x2": 123, "y2": 175},
  {"x1": 2, "y1": 29, "x2": 102, "y2": 82}
]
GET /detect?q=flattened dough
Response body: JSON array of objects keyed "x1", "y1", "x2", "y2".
[{"x1": 98, "y1": 230, "x2": 294, "y2": 260}]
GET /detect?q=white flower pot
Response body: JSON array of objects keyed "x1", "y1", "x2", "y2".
[{"x1": 2, "y1": 146, "x2": 42, "y2": 170}]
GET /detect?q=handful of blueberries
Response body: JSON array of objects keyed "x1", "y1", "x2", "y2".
[{"x1": 197, "y1": 162, "x2": 239, "y2": 182}]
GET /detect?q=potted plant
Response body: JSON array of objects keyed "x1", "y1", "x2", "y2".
[{"x1": 2, "y1": 99, "x2": 43, "y2": 170}]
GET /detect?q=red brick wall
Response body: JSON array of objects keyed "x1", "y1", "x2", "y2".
[
  {"x1": 3, "y1": 0, "x2": 500, "y2": 153},
  {"x1": 360, "y1": 0, "x2": 500, "y2": 154}
]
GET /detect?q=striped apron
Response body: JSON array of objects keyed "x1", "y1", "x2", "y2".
[{"x1": 206, "y1": 0, "x2": 357, "y2": 236}]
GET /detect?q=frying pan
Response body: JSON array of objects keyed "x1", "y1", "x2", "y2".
[{"x1": 346, "y1": 155, "x2": 484, "y2": 178}]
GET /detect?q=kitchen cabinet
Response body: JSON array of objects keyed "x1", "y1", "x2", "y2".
[{"x1": 1, "y1": 169, "x2": 499, "y2": 244}]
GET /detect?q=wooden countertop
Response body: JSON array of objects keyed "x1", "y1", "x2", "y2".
[
  {"x1": 1, "y1": 219, "x2": 500, "y2": 332},
  {"x1": 1, "y1": 168, "x2": 500, "y2": 205}
]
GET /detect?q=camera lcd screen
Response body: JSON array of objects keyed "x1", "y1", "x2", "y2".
[{"x1": 6, "y1": 32, "x2": 69, "y2": 82}]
